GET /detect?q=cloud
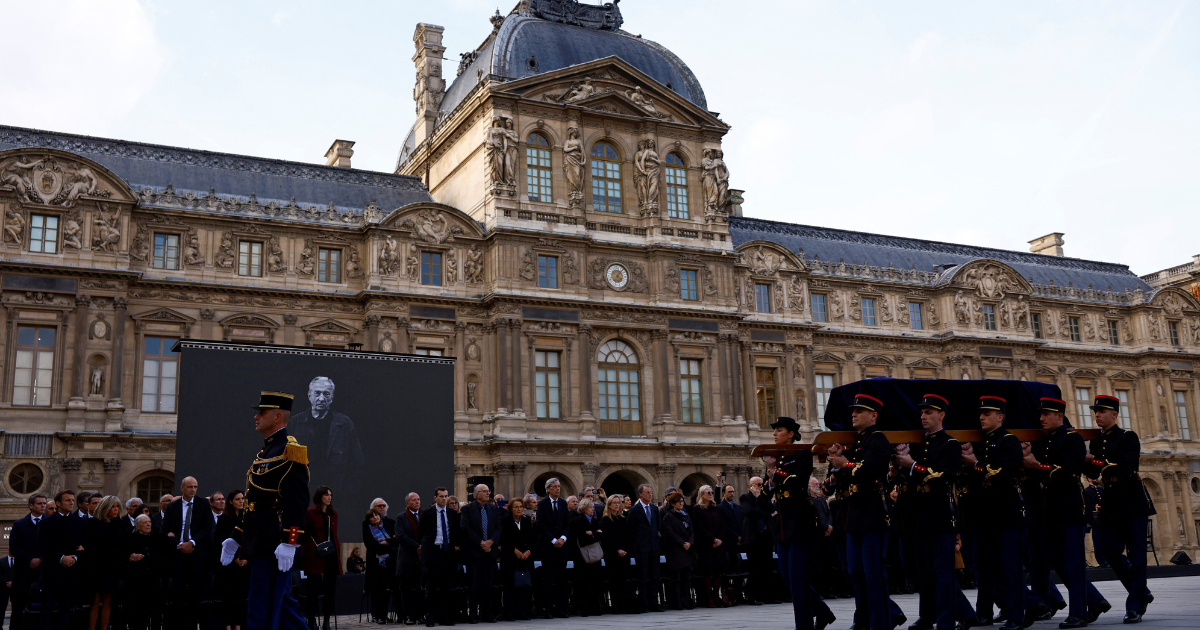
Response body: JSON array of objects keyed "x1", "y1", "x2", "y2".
[
  {"x1": 0, "y1": 0, "x2": 165, "y2": 134},
  {"x1": 908, "y1": 31, "x2": 942, "y2": 64}
]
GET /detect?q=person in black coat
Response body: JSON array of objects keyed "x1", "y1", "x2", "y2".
[
  {"x1": 660, "y1": 492, "x2": 695, "y2": 610},
  {"x1": 9, "y1": 492, "x2": 47, "y2": 630},
  {"x1": 0, "y1": 554, "x2": 12, "y2": 630},
  {"x1": 125, "y1": 514, "x2": 159, "y2": 630},
  {"x1": 215, "y1": 490, "x2": 249, "y2": 630},
  {"x1": 627, "y1": 483, "x2": 663, "y2": 613},
  {"x1": 162, "y1": 477, "x2": 216, "y2": 630},
  {"x1": 362, "y1": 511, "x2": 395, "y2": 623},
  {"x1": 460, "y1": 484, "x2": 502, "y2": 624},
  {"x1": 598, "y1": 495, "x2": 632, "y2": 614},
  {"x1": 739, "y1": 478, "x2": 773, "y2": 604},
  {"x1": 85, "y1": 496, "x2": 126, "y2": 630},
  {"x1": 38, "y1": 490, "x2": 88, "y2": 630},
  {"x1": 534, "y1": 478, "x2": 570, "y2": 619},
  {"x1": 418, "y1": 487, "x2": 460, "y2": 628},
  {"x1": 570, "y1": 499, "x2": 604, "y2": 617},
  {"x1": 499, "y1": 500, "x2": 536, "y2": 621},
  {"x1": 393, "y1": 491, "x2": 424, "y2": 625}
]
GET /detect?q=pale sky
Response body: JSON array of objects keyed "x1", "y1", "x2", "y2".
[{"x1": 2, "y1": 1, "x2": 1197, "y2": 275}]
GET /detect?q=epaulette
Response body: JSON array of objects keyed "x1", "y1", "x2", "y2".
[
  {"x1": 1002, "y1": 433, "x2": 1018, "y2": 441},
  {"x1": 284, "y1": 436, "x2": 309, "y2": 465}
]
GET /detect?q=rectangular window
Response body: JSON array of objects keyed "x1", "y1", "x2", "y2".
[
  {"x1": 1175, "y1": 391, "x2": 1191, "y2": 440},
  {"x1": 421, "y1": 252, "x2": 442, "y2": 286},
  {"x1": 153, "y1": 233, "x2": 180, "y2": 270},
  {"x1": 141, "y1": 336, "x2": 179, "y2": 413},
  {"x1": 590, "y1": 161, "x2": 622, "y2": 213},
  {"x1": 1116, "y1": 390, "x2": 1132, "y2": 430},
  {"x1": 909, "y1": 302, "x2": 923, "y2": 330},
  {"x1": 983, "y1": 304, "x2": 997, "y2": 331},
  {"x1": 537, "y1": 255, "x2": 558, "y2": 289},
  {"x1": 665, "y1": 165, "x2": 688, "y2": 219},
  {"x1": 318, "y1": 248, "x2": 341, "y2": 283},
  {"x1": 12, "y1": 326, "x2": 55, "y2": 406},
  {"x1": 862, "y1": 298, "x2": 877, "y2": 326},
  {"x1": 755, "y1": 367, "x2": 777, "y2": 427},
  {"x1": 1075, "y1": 387, "x2": 1093, "y2": 428},
  {"x1": 1108, "y1": 320, "x2": 1120, "y2": 346},
  {"x1": 598, "y1": 367, "x2": 640, "y2": 424},
  {"x1": 526, "y1": 146, "x2": 552, "y2": 202},
  {"x1": 815, "y1": 374, "x2": 834, "y2": 430},
  {"x1": 1069, "y1": 317, "x2": 1081, "y2": 342},
  {"x1": 1032, "y1": 313, "x2": 1043, "y2": 339},
  {"x1": 755, "y1": 283, "x2": 771, "y2": 313},
  {"x1": 413, "y1": 348, "x2": 444, "y2": 356},
  {"x1": 535, "y1": 350, "x2": 561, "y2": 419},
  {"x1": 28, "y1": 214, "x2": 59, "y2": 254},
  {"x1": 1169, "y1": 322, "x2": 1181, "y2": 346},
  {"x1": 812, "y1": 294, "x2": 827, "y2": 322},
  {"x1": 680, "y1": 269, "x2": 698, "y2": 301},
  {"x1": 679, "y1": 358, "x2": 703, "y2": 423},
  {"x1": 238, "y1": 241, "x2": 263, "y2": 277}
]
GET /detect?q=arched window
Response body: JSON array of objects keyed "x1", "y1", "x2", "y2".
[
  {"x1": 597, "y1": 339, "x2": 641, "y2": 435},
  {"x1": 665, "y1": 152, "x2": 689, "y2": 219},
  {"x1": 136, "y1": 474, "x2": 175, "y2": 507},
  {"x1": 591, "y1": 142, "x2": 622, "y2": 213},
  {"x1": 526, "y1": 133, "x2": 552, "y2": 202}
]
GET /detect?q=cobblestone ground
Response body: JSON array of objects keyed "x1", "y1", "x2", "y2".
[{"x1": 332, "y1": 575, "x2": 1199, "y2": 630}]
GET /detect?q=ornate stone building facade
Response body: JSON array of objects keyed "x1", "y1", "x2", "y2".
[{"x1": 0, "y1": 0, "x2": 1197, "y2": 558}]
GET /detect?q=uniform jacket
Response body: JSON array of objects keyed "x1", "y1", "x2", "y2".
[
  {"x1": 627, "y1": 500, "x2": 661, "y2": 555},
  {"x1": 831, "y1": 425, "x2": 891, "y2": 533},
  {"x1": 417, "y1": 505, "x2": 460, "y2": 565},
  {"x1": 766, "y1": 450, "x2": 818, "y2": 542},
  {"x1": 900, "y1": 429, "x2": 962, "y2": 534},
  {"x1": 968, "y1": 427, "x2": 1025, "y2": 530},
  {"x1": 233, "y1": 427, "x2": 310, "y2": 560},
  {"x1": 1084, "y1": 426, "x2": 1154, "y2": 520},
  {"x1": 459, "y1": 501, "x2": 502, "y2": 560},
  {"x1": 1029, "y1": 425, "x2": 1087, "y2": 527},
  {"x1": 393, "y1": 508, "x2": 422, "y2": 578}
]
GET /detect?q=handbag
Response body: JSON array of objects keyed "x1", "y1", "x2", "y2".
[
  {"x1": 579, "y1": 541, "x2": 604, "y2": 564},
  {"x1": 315, "y1": 540, "x2": 335, "y2": 558},
  {"x1": 513, "y1": 570, "x2": 532, "y2": 588}
]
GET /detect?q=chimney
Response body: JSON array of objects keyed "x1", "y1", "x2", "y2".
[
  {"x1": 324, "y1": 140, "x2": 355, "y2": 168},
  {"x1": 1029, "y1": 232, "x2": 1065, "y2": 257},
  {"x1": 412, "y1": 23, "x2": 447, "y2": 147}
]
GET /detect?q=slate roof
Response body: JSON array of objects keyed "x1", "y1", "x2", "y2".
[
  {"x1": 728, "y1": 216, "x2": 1153, "y2": 294},
  {"x1": 0, "y1": 125, "x2": 433, "y2": 221}
]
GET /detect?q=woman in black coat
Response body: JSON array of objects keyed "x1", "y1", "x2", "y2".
[
  {"x1": 362, "y1": 511, "x2": 395, "y2": 623},
  {"x1": 570, "y1": 499, "x2": 605, "y2": 617},
  {"x1": 86, "y1": 496, "x2": 125, "y2": 630},
  {"x1": 499, "y1": 500, "x2": 536, "y2": 620},
  {"x1": 689, "y1": 485, "x2": 728, "y2": 608},
  {"x1": 124, "y1": 514, "x2": 157, "y2": 630},
  {"x1": 661, "y1": 491, "x2": 696, "y2": 611},
  {"x1": 599, "y1": 495, "x2": 631, "y2": 614},
  {"x1": 215, "y1": 490, "x2": 250, "y2": 630}
]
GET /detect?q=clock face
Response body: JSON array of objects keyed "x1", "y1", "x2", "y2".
[{"x1": 605, "y1": 263, "x2": 629, "y2": 289}]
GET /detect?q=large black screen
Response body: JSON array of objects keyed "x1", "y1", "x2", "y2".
[{"x1": 174, "y1": 341, "x2": 455, "y2": 542}]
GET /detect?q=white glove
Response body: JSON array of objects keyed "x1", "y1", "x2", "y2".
[
  {"x1": 220, "y1": 538, "x2": 240, "y2": 566},
  {"x1": 275, "y1": 543, "x2": 299, "y2": 572}
]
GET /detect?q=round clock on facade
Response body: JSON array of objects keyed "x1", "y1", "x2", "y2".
[{"x1": 605, "y1": 263, "x2": 629, "y2": 289}]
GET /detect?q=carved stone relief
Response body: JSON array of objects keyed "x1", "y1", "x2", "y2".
[
  {"x1": 3, "y1": 206, "x2": 25, "y2": 246},
  {"x1": 954, "y1": 291, "x2": 970, "y2": 325},
  {"x1": 464, "y1": 245, "x2": 484, "y2": 284},
  {"x1": 183, "y1": 227, "x2": 203, "y2": 266},
  {"x1": 405, "y1": 244, "x2": 420, "y2": 280},
  {"x1": 633, "y1": 139, "x2": 660, "y2": 216},
  {"x1": 346, "y1": 247, "x2": 364, "y2": 279},
  {"x1": 520, "y1": 247, "x2": 537, "y2": 281},
  {"x1": 701, "y1": 148, "x2": 729, "y2": 222},
  {"x1": 0, "y1": 154, "x2": 112, "y2": 207},
  {"x1": 297, "y1": 239, "x2": 316, "y2": 276},
  {"x1": 485, "y1": 116, "x2": 518, "y2": 191},
  {"x1": 562, "y1": 252, "x2": 578, "y2": 286},
  {"x1": 379, "y1": 235, "x2": 400, "y2": 275},
  {"x1": 960, "y1": 263, "x2": 1018, "y2": 300},
  {"x1": 91, "y1": 205, "x2": 121, "y2": 253},
  {"x1": 267, "y1": 237, "x2": 286, "y2": 274},
  {"x1": 445, "y1": 248, "x2": 458, "y2": 284},
  {"x1": 214, "y1": 231, "x2": 235, "y2": 269},
  {"x1": 63, "y1": 210, "x2": 83, "y2": 250},
  {"x1": 397, "y1": 209, "x2": 464, "y2": 244},
  {"x1": 588, "y1": 258, "x2": 647, "y2": 293}
]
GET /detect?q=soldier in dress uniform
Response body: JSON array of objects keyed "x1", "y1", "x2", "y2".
[
  {"x1": 1082, "y1": 395, "x2": 1155, "y2": 624},
  {"x1": 765, "y1": 417, "x2": 836, "y2": 630},
  {"x1": 219, "y1": 392, "x2": 311, "y2": 630},
  {"x1": 959, "y1": 396, "x2": 1025, "y2": 630},
  {"x1": 827, "y1": 394, "x2": 893, "y2": 630},
  {"x1": 1022, "y1": 397, "x2": 1111, "y2": 628},
  {"x1": 894, "y1": 394, "x2": 975, "y2": 630}
]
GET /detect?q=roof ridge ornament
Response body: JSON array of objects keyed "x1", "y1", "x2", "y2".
[{"x1": 521, "y1": 0, "x2": 623, "y2": 31}]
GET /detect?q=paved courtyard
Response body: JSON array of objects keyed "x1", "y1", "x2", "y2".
[{"x1": 334, "y1": 575, "x2": 1200, "y2": 630}]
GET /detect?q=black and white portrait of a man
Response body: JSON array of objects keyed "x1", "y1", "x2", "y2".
[{"x1": 289, "y1": 376, "x2": 367, "y2": 496}]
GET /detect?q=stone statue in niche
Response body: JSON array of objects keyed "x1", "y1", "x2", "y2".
[
  {"x1": 701, "y1": 148, "x2": 729, "y2": 221},
  {"x1": 3, "y1": 206, "x2": 24, "y2": 245},
  {"x1": 563, "y1": 126, "x2": 585, "y2": 209},
  {"x1": 63, "y1": 212, "x2": 83, "y2": 249},
  {"x1": 634, "y1": 139, "x2": 660, "y2": 216},
  {"x1": 467, "y1": 382, "x2": 478, "y2": 410},
  {"x1": 214, "y1": 231, "x2": 235, "y2": 268},
  {"x1": 183, "y1": 228, "x2": 204, "y2": 266},
  {"x1": 503, "y1": 118, "x2": 520, "y2": 187},
  {"x1": 999, "y1": 300, "x2": 1013, "y2": 328},
  {"x1": 464, "y1": 245, "x2": 484, "y2": 283},
  {"x1": 445, "y1": 249, "x2": 458, "y2": 284},
  {"x1": 795, "y1": 391, "x2": 806, "y2": 419},
  {"x1": 1014, "y1": 296, "x2": 1029, "y2": 330},
  {"x1": 519, "y1": 248, "x2": 537, "y2": 281},
  {"x1": 486, "y1": 117, "x2": 515, "y2": 187},
  {"x1": 405, "y1": 246, "x2": 420, "y2": 280},
  {"x1": 298, "y1": 239, "x2": 316, "y2": 276},
  {"x1": 379, "y1": 235, "x2": 400, "y2": 275},
  {"x1": 90, "y1": 366, "x2": 104, "y2": 396},
  {"x1": 626, "y1": 86, "x2": 658, "y2": 115},
  {"x1": 91, "y1": 205, "x2": 121, "y2": 252},
  {"x1": 928, "y1": 300, "x2": 940, "y2": 326},
  {"x1": 267, "y1": 237, "x2": 286, "y2": 273},
  {"x1": 380, "y1": 333, "x2": 395, "y2": 353},
  {"x1": 954, "y1": 291, "x2": 970, "y2": 325}
]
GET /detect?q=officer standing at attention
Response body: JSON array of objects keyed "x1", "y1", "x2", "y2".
[
  {"x1": 1082, "y1": 395, "x2": 1154, "y2": 624},
  {"x1": 894, "y1": 394, "x2": 975, "y2": 630},
  {"x1": 765, "y1": 417, "x2": 836, "y2": 630},
  {"x1": 220, "y1": 392, "x2": 311, "y2": 630},
  {"x1": 960, "y1": 396, "x2": 1025, "y2": 630},
  {"x1": 827, "y1": 394, "x2": 892, "y2": 630}
]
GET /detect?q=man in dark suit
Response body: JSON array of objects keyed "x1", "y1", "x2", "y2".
[
  {"x1": 534, "y1": 478, "x2": 570, "y2": 618},
  {"x1": 418, "y1": 487, "x2": 459, "y2": 628},
  {"x1": 37, "y1": 490, "x2": 87, "y2": 630},
  {"x1": 162, "y1": 476, "x2": 215, "y2": 630},
  {"x1": 740, "y1": 477, "x2": 773, "y2": 604},
  {"x1": 152, "y1": 494, "x2": 173, "y2": 536},
  {"x1": 395, "y1": 492, "x2": 424, "y2": 625},
  {"x1": 628, "y1": 482, "x2": 663, "y2": 613},
  {"x1": 9, "y1": 492, "x2": 47, "y2": 630},
  {"x1": 460, "y1": 484, "x2": 501, "y2": 623}
]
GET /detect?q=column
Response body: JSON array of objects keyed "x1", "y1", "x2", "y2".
[
  {"x1": 511, "y1": 462, "x2": 528, "y2": 499},
  {"x1": 510, "y1": 319, "x2": 524, "y2": 414},
  {"x1": 397, "y1": 318, "x2": 411, "y2": 353},
  {"x1": 454, "y1": 463, "x2": 470, "y2": 501},
  {"x1": 363, "y1": 315, "x2": 380, "y2": 350},
  {"x1": 454, "y1": 324, "x2": 467, "y2": 416},
  {"x1": 103, "y1": 458, "x2": 121, "y2": 496},
  {"x1": 1175, "y1": 472, "x2": 1198, "y2": 546},
  {"x1": 740, "y1": 335, "x2": 756, "y2": 427},
  {"x1": 804, "y1": 347, "x2": 818, "y2": 430},
  {"x1": 71, "y1": 296, "x2": 90, "y2": 400},
  {"x1": 563, "y1": 337, "x2": 574, "y2": 421},
  {"x1": 63, "y1": 459, "x2": 83, "y2": 492},
  {"x1": 108, "y1": 297, "x2": 128, "y2": 431},
  {"x1": 717, "y1": 334, "x2": 732, "y2": 421},
  {"x1": 581, "y1": 462, "x2": 599, "y2": 488},
  {"x1": 655, "y1": 330, "x2": 673, "y2": 421},
  {"x1": 497, "y1": 321, "x2": 510, "y2": 412},
  {"x1": 494, "y1": 462, "x2": 514, "y2": 499},
  {"x1": 655, "y1": 463, "x2": 677, "y2": 497},
  {"x1": 578, "y1": 325, "x2": 594, "y2": 421}
]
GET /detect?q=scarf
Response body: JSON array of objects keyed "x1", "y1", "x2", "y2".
[{"x1": 369, "y1": 523, "x2": 390, "y2": 560}]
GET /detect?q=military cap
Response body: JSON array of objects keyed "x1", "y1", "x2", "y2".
[
  {"x1": 252, "y1": 391, "x2": 294, "y2": 412},
  {"x1": 1039, "y1": 397, "x2": 1067, "y2": 414},
  {"x1": 770, "y1": 416, "x2": 802, "y2": 436},
  {"x1": 849, "y1": 393, "x2": 884, "y2": 414},
  {"x1": 978, "y1": 395, "x2": 1006, "y2": 413},
  {"x1": 917, "y1": 393, "x2": 949, "y2": 411},
  {"x1": 1090, "y1": 394, "x2": 1120, "y2": 412}
]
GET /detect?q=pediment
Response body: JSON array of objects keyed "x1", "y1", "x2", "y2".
[
  {"x1": 736, "y1": 241, "x2": 806, "y2": 275},
  {"x1": 379, "y1": 203, "x2": 484, "y2": 242},
  {"x1": 1150, "y1": 288, "x2": 1199, "y2": 317},
  {"x1": 859, "y1": 354, "x2": 895, "y2": 365},
  {"x1": 1108, "y1": 370, "x2": 1138, "y2": 381},
  {"x1": 0, "y1": 148, "x2": 136, "y2": 207},
  {"x1": 131, "y1": 307, "x2": 195, "y2": 323},
  {"x1": 1069, "y1": 367, "x2": 1100, "y2": 378},
  {"x1": 906, "y1": 357, "x2": 941, "y2": 369},
  {"x1": 942, "y1": 259, "x2": 1033, "y2": 300},
  {"x1": 301, "y1": 318, "x2": 358, "y2": 334},
  {"x1": 1035, "y1": 365, "x2": 1060, "y2": 376},
  {"x1": 812, "y1": 351, "x2": 844, "y2": 364},
  {"x1": 219, "y1": 313, "x2": 278, "y2": 328}
]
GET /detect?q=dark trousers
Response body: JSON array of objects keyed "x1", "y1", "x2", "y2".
[
  {"x1": 502, "y1": 569, "x2": 532, "y2": 620},
  {"x1": 124, "y1": 577, "x2": 157, "y2": 630},
  {"x1": 846, "y1": 531, "x2": 890, "y2": 630},
  {"x1": 168, "y1": 555, "x2": 211, "y2": 630},
  {"x1": 916, "y1": 533, "x2": 974, "y2": 630},
  {"x1": 40, "y1": 568, "x2": 79, "y2": 630},
  {"x1": 396, "y1": 574, "x2": 423, "y2": 623},
  {"x1": 537, "y1": 548, "x2": 567, "y2": 616},
  {"x1": 10, "y1": 581, "x2": 28, "y2": 630},
  {"x1": 421, "y1": 548, "x2": 455, "y2": 625},
  {"x1": 777, "y1": 540, "x2": 832, "y2": 630},
  {"x1": 1100, "y1": 517, "x2": 1150, "y2": 615},
  {"x1": 974, "y1": 528, "x2": 1024, "y2": 626},
  {"x1": 1088, "y1": 525, "x2": 1107, "y2": 565},
  {"x1": 603, "y1": 559, "x2": 631, "y2": 613},
  {"x1": 303, "y1": 572, "x2": 336, "y2": 627},
  {"x1": 664, "y1": 567, "x2": 691, "y2": 610},
  {"x1": 247, "y1": 558, "x2": 306, "y2": 630},
  {"x1": 631, "y1": 550, "x2": 661, "y2": 612},
  {"x1": 466, "y1": 557, "x2": 496, "y2": 621},
  {"x1": 746, "y1": 538, "x2": 774, "y2": 602},
  {"x1": 1027, "y1": 525, "x2": 1064, "y2": 613},
  {"x1": 573, "y1": 562, "x2": 602, "y2": 616}
]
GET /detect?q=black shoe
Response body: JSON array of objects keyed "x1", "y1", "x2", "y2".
[
  {"x1": 957, "y1": 622, "x2": 973, "y2": 630},
  {"x1": 995, "y1": 612, "x2": 1007, "y2": 624},
  {"x1": 649, "y1": 606, "x2": 665, "y2": 613},
  {"x1": 1122, "y1": 612, "x2": 1142, "y2": 624},
  {"x1": 816, "y1": 611, "x2": 837, "y2": 630},
  {"x1": 975, "y1": 616, "x2": 994, "y2": 627},
  {"x1": 425, "y1": 623, "x2": 435, "y2": 628},
  {"x1": 1139, "y1": 593, "x2": 1153, "y2": 615},
  {"x1": 1087, "y1": 601, "x2": 1111, "y2": 623},
  {"x1": 893, "y1": 614, "x2": 908, "y2": 630},
  {"x1": 1029, "y1": 605, "x2": 1051, "y2": 622},
  {"x1": 1058, "y1": 616, "x2": 1088, "y2": 629},
  {"x1": 999, "y1": 622, "x2": 1024, "y2": 630},
  {"x1": 910, "y1": 621, "x2": 935, "y2": 630}
]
